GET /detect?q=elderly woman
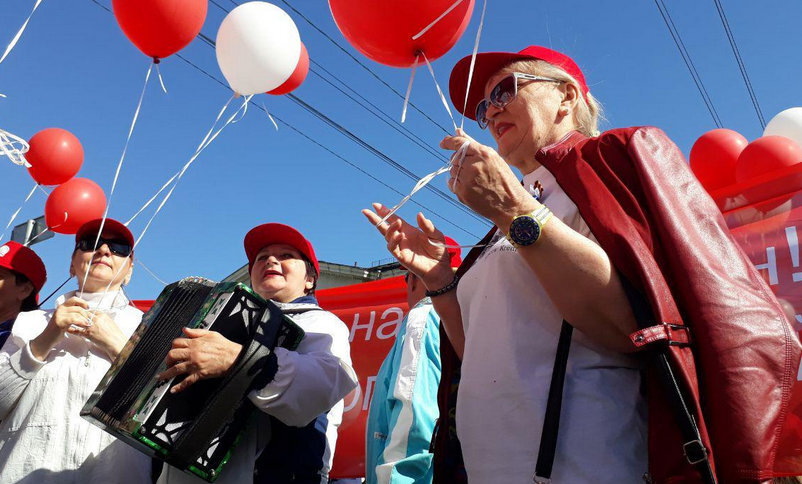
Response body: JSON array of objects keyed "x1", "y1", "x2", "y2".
[
  {"x1": 0, "y1": 218, "x2": 150, "y2": 483},
  {"x1": 364, "y1": 46, "x2": 796, "y2": 483}
]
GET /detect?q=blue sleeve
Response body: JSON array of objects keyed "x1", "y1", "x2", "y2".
[{"x1": 374, "y1": 307, "x2": 442, "y2": 484}]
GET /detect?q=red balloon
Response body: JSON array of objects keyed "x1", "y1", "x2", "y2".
[
  {"x1": 736, "y1": 135, "x2": 802, "y2": 183},
  {"x1": 45, "y1": 178, "x2": 107, "y2": 235},
  {"x1": 329, "y1": 0, "x2": 474, "y2": 67},
  {"x1": 268, "y1": 43, "x2": 309, "y2": 95},
  {"x1": 112, "y1": 0, "x2": 207, "y2": 60},
  {"x1": 26, "y1": 128, "x2": 84, "y2": 186},
  {"x1": 689, "y1": 128, "x2": 747, "y2": 193}
]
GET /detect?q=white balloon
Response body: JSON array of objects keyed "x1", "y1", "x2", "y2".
[
  {"x1": 216, "y1": 2, "x2": 301, "y2": 95},
  {"x1": 764, "y1": 107, "x2": 802, "y2": 149}
]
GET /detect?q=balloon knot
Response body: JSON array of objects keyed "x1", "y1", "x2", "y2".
[{"x1": 153, "y1": 57, "x2": 161, "y2": 65}]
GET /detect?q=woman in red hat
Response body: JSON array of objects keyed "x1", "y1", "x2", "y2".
[
  {"x1": 364, "y1": 45, "x2": 796, "y2": 483},
  {"x1": 0, "y1": 218, "x2": 151, "y2": 483}
]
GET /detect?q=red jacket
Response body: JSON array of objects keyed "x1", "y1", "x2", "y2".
[{"x1": 433, "y1": 127, "x2": 802, "y2": 483}]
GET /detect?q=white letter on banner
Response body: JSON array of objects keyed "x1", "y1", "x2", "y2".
[
  {"x1": 350, "y1": 311, "x2": 376, "y2": 342},
  {"x1": 376, "y1": 307, "x2": 404, "y2": 339},
  {"x1": 363, "y1": 376, "x2": 377, "y2": 411},
  {"x1": 755, "y1": 247, "x2": 779, "y2": 286},
  {"x1": 786, "y1": 227, "x2": 802, "y2": 282},
  {"x1": 342, "y1": 384, "x2": 361, "y2": 413}
]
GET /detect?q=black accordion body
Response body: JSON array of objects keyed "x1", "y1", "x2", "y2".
[{"x1": 81, "y1": 277, "x2": 304, "y2": 482}]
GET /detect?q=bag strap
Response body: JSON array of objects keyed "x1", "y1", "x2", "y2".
[
  {"x1": 533, "y1": 320, "x2": 573, "y2": 483},
  {"x1": 534, "y1": 288, "x2": 717, "y2": 483}
]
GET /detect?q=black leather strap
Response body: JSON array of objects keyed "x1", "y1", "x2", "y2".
[{"x1": 534, "y1": 320, "x2": 573, "y2": 482}]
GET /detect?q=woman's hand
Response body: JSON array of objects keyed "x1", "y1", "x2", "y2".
[
  {"x1": 157, "y1": 328, "x2": 243, "y2": 394},
  {"x1": 31, "y1": 297, "x2": 90, "y2": 361},
  {"x1": 441, "y1": 129, "x2": 538, "y2": 232},
  {"x1": 362, "y1": 203, "x2": 454, "y2": 290},
  {"x1": 67, "y1": 310, "x2": 127, "y2": 360}
]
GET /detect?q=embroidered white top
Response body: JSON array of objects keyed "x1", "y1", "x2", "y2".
[{"x1": 0, "y1": 290, "x2": 152, "y2": 484}]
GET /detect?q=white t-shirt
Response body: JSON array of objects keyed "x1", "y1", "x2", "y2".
[{"x1": 455, "y1": 166, "x2": 648, "y2": 483}]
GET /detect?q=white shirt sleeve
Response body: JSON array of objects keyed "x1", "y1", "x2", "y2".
[
  {"x1": 0, "y1": 312, "x2": 48, "y2": 420},
  {"x1": 247, "y1": 311, "x2": 358, "y2": 427}
]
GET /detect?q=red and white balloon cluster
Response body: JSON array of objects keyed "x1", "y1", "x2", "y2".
[
  {"x1": 690, "y1": 108, "x2": 802, "y2": 200},
  {"x1": 24, "y1": 128, "x2": 106, "y2": 234}
]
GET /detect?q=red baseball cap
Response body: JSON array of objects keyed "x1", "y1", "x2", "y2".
[
  {"x1": 244, "y1": 223, "x2": 319, "y2": 275},
  {"x1": 0, "y1": 241, "x2": 47, "y2": 295},
  {"x1": 75, "y1": 218, "x2": 135, "y2": 248},
  {"x1": 449, "y1": 45, "x2": 590, "y2": 121}
]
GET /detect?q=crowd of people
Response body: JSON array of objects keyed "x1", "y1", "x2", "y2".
[{"x1": 0, "y1": 43, "x2": 798, "y2": 484}]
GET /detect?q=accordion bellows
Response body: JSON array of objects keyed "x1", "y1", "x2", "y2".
[{"x1": 81, "y1": 277, "x2": 304, "y2": 482}]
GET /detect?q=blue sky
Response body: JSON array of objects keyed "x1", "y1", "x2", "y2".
[{"x1": 2, "y1": 0, "x2": 801, "y2": 301}]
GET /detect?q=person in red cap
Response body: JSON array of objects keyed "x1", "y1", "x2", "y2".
[
  {"x1": 0, "y1": 241, "x2": 46, "y2": 349},
  {"x1": 365, "y1": 44, "x2": 796, "y2": 483},
  {"x1": 0, "y1": 218, "x2": 151, "y2": 483},
  {"x1": 157, "y1": 223, "x2": 357, "y2": 484},
  {"x1": 365, "y1": 237, "x2": 461, "y2": 484}
]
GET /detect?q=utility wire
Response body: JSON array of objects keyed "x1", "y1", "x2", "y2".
[
  {"x1": 277, "y1": 0, "x2": 452, "y2": 135},
  {"x1": 87, "y1": 0, "x2": 486, "y2": 237},
  {"x1": 181, "y1": 11, "x2": 488, "y2": 227},
  {"x1": 653, "y1": 0, "x2": 723, "y2": 128},
  {"x1": 711, "y1": 0, "x2": 765, "y2": 129},
  {"x1": 170, "y1": 54, "x2": 484, "y2": 239}
]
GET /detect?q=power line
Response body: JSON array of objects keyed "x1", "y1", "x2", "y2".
[
  {"x1": 276, "y1": 0, "x2": 452, "y2": 135},
  {"x1": 87, "y1": 0, "x2": 486, "y2": 236},
  {"x1": 711, "y1": 0, "x2": 765, "y2": 129},
  {"x1": 170, "y1": 54, "x2": 484, "y2": 239},
  {"x1": 178, "y1": 8, "x2": 487, "y2": 227},
  {"x1": 653, "y1": 0, "x2": 723, "y2": 128}
]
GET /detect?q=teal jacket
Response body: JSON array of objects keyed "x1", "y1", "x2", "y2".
[{"x1": 365, "y1": 299, "x2": 442, "y2": 484}]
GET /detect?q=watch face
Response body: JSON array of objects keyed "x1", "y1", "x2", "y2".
[{"x1": 510, "y1": 216, "x2": 541, "y2": 246}]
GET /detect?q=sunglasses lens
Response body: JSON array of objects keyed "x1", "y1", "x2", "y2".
[
  {"x1": 108, "y1": 242, "x2": 132, "y2": 257},
  {"x1": 475, "y1": 100, "x2": 489, "y2": 129},
  {"x1": 490, "y1": 75, "x2": 516, "y2": 108}
]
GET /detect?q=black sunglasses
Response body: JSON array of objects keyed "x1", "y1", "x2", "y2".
[
  {"x1": 76, "y1": 236, "x2": 133, "y2": 257},
  {"x1": 475, "y1": 72, "x2": 562, "y2": 129}
]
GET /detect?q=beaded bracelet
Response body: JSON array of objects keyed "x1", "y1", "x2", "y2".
[{"x1": 425, "y1": 274, "x2": 461, "y2": 298}]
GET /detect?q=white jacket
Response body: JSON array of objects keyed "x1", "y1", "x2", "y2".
[
  {"x1": 0, "y1": 290, "x2": 152, "y2": 484},
  {"x1": 159, "y1": 300, "x2": 358, "y2": 484}
]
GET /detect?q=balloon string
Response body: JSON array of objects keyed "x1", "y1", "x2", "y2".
[
  {"x1": 36, "y1": 184, "x2": 50, "y2": 196},
  {"x1": 429, "y1": 238, "x2": 488, "y2": 250},
  {"x1": 96, "y1": 95, "x2": 251, "y2": 307},
  {"x1": 460, "y1": 0, "x2": 487, "y2": 131},
  {"x1": 0, "y1": 183, "x2": 37, "y2": 243},
  {"x1": 401, "y1": 55, "x2": 419, "y2": 123},
  {"x1": 155, "y1": 62, "x2": 168, "y2": 93},
  {"x1": 377, "y1": 140, "x2": 470, "y2": 226},
  {"x1": 23, "y1": 226, "x2": 50, "y2": 247},
  {"x1": 261, "y1": 102, "x2": 279, "y2": 131},
  {"x1": 0, "y1": 127, "x2": 31, "y2": 166},
  {"x1": 422, "y1": 52, "x2": 458, "y2": 133},
  {"x1": 412, "y1": 0, "x2": 464, "y2": 40},
  {"x1": 0, "y1": 0, "x2": 43, "y2": 66},
  {"x1": 131, "y1": 94, "x2": 251, "y2": 249},
  {"x1": 80, "y1": 61, "x2": 154, "y2": 299}
]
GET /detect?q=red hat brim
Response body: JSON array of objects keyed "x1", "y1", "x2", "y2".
[
  {"x1": 449, "y1": 46, "x2": 589, "y2": 121},
  {"x1": 75, "y1": 218, "x2": 135, "y2": 248},
  {"x1": 244, "y1": 223, "x2": 319, "y2": 276}
]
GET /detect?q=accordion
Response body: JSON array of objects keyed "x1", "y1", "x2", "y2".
[{"x1": 81, "y1": 277, "x2": 304, "y2": 482}]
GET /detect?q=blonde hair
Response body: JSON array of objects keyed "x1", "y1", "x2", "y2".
[{"x1": 506, "y1": 59, "x2": 603, "y2": 137}]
